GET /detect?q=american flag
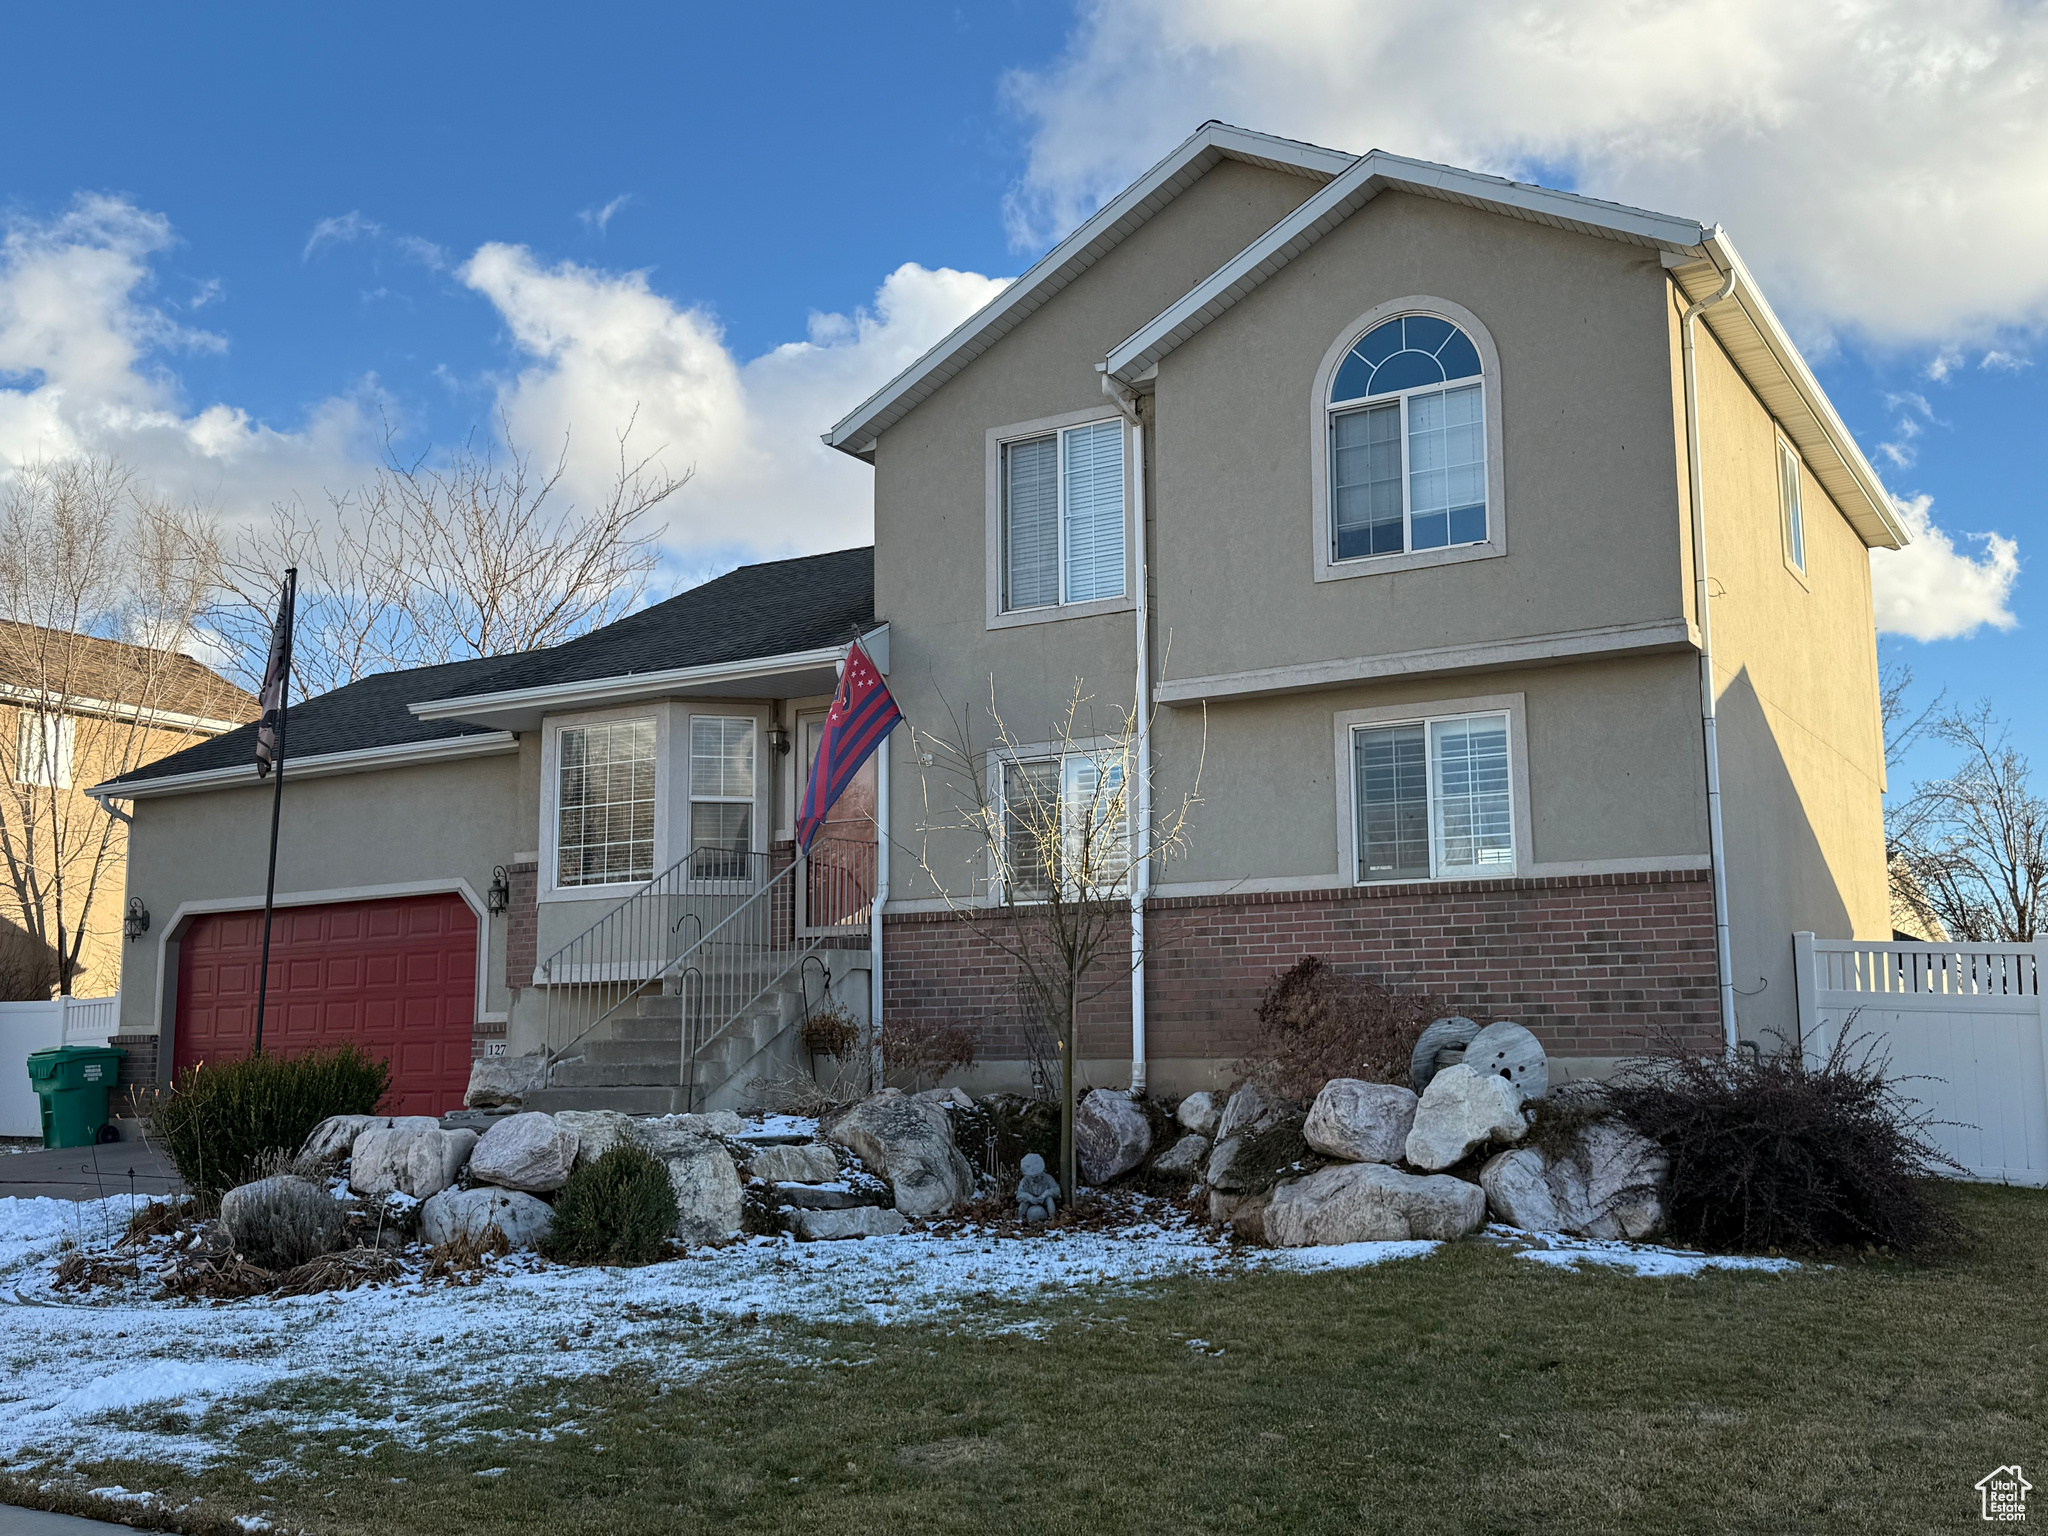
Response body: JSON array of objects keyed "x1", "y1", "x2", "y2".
[{"x1": 796, "y1": 638, "x2": 900, "y2": 854}]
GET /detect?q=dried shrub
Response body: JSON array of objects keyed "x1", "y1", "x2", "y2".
[
  {"x1": 150, "y1": 1044, "x2": 391, "y2": 1199},
  {"x1": 881, "y1": 1016, "x2": 978, "y2": 1092},
  {"x1": 276, "y1": 1246, "x2": 405, "y2": 1296},
  {"x1": 799, "y1": 1002, "x2": 862, "y2": 1060},
  {"x1": 52, "y1": 1252, "x2": 139, "y2": 1290},
  {"x1": 1239, "y1": 957, "x2": 1440, "y2": 1102},
  {"x1": 160, "y1": 1254, "x2": 275, "y2": 1300},
  {"x1": 119, "y1": 1196, "x2": 198, "y2": 1246},
  {"x1": 541, "y1": 1144, "x2": 680, "y2": 1266},
  {"x1": 949, "y1": 1093, "x2": 1060, "y2": 1187},
  {"x1": 1216, "y1": 1115, "x2": 1324, "y2": 1196},
  {"x1": 425, "y1": 1228, "x2": 512, "y2": 1282},
  {"x1": 1606, "y1": 1026, "x2": 1967, "y2": 1258},
  {"x1": 220, "y1": 1174, "x2": 345, "y2": 1270}
]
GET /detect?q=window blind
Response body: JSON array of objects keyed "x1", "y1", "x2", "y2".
[
  {"x1": 1003, "y1": 436, "x2": 1060, "y2": 610},
  {"x1": 1062, "y1": 419, "x2": 1125, "y2": 603}
]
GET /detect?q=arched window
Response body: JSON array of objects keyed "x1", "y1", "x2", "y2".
[{"x1": 1327, "y1": 314, "x2": 1488, "y2": 562}]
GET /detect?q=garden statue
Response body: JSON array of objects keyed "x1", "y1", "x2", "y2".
[{"x1": 1015, "y1": 1152, "x2": 1060, "y2": 1225}]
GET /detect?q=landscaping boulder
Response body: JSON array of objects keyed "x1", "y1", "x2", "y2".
[
  {"x1": 349, "y1": 1124, "x2": 479, "y2": 1199},
  {"x1": 747, "y1": 1143, "x2": 841, "y2": 1184},
  {"x1": 300, "y1": 1114, "x2": 432, "y2": 1167},
  {"x1": 771, "y1": 1183, "x2": 865, "y2": 1210},
  {"x1": 220, "y1": 1175, "x2": 344, "y2": 1269},
  {"x1": 1403, "y1": 1064, "x2": 1524, "y2": 1172},
  {"x1": 1208, "y1": 1188, "x2": 1274, "y2": 1243},
  {"x1": 463, "y1": 1052, "x2": 550, "y2": 1109},
  {"x1": 780, "y1": 1205, "x2": 907, "y2": 1240},
  {"x1": 1076, "y1": 1090, "x2": 1152, "y2": 1185},
  {"x1": 659, "y1": 1110, "x2": 744, "y2": 1139},
  {"x1": 1216, "y1": 1082, "x2": 1292, "y2": 1142},
  {"x1": 1409, "y1": 1016, "x2": 1481, "y2": 1094},
  {"x1": 468, "y1": 1112, "x2": 579, "y2": 1194},
  {"x1": 419, "y1": 1186, "x2": 555, "y2": 1251},
  {"x1": 1176, "y1": 1092, "x2": 1223, "y2": 1138},
  {"x1": 1205, "y1": 1111, "x2": 1313, "y2": 1194},
  {"x1": 634, "y1": 1121, "x2": 744, "y2": 1245},
  {"x1": 1264, "y1": 1162, "x2": 1488, "y2": 1246},
  {"x1": 1462, "y1": 1021, "x2": 1549, "y2": 1101},
  {"x1": 1483, "y1": 1122, "x2": 1666, "y2": 1239},
  {"x1": 1303, "y1": 1079, "x2": 1417, "y2": 1163},
  {"x1": 553, "y1": 1109, "x2": 636, "y2": 1170},
  {"x1": 1151, "y1": 1134, "x2": 1211, "y2": 1177},
  {"x1": 822, "y1": 1089, "x2": 975, "y2": 1219}
]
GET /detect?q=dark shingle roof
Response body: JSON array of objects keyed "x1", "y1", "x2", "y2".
[
  {"x1": 98, "y1": 546, "x2": 876, "y2": 791},
  {"x1": 422, "y1": 546, "x2": 875, "y2": 702}
]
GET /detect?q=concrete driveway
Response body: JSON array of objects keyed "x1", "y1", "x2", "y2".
[{"x1": 0, "y1": 1142, "x2": 180, "y2": 1203}]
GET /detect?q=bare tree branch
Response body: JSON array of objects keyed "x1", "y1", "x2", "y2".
[{"x1": 1890, "y1": 701, "x2": 2047, "y2": 943}]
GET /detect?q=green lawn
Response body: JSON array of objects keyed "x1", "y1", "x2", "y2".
[{"x1": 9, "y1": 1184, "x2": 2043, "y2": 1536}]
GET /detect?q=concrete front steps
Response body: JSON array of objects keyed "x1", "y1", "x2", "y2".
[{"x1": 525, "y1": 982, "x2": 810, "y2": 1117}]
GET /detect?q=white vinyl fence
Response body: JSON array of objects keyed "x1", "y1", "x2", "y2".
[
  {"x1": 1794, "y1": 933, "x2": 2047, "y2": 1187},
  {"x1": 0, "y1": 995, "x2": 123, "y2": 1139}
]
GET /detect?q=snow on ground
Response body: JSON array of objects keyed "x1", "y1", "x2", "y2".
[{"x1": 1504, "y1": 1228, "x2": 1801, "y2": 1276}]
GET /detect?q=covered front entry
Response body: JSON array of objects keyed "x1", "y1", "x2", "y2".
[{"x1": 173, "y1": 893, "x2": 478, "y2": 1115}]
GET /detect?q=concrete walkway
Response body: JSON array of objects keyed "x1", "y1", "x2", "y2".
[
  {"x1": 0, "y1": 1505, "x2": 169, "y2": 1534},
  {"x1": 0, "y1": 1143, "x2": 180, "y2": 1203}
]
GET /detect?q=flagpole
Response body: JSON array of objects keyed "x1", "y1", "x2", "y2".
[{"x1": 252, "y1": 567, "x2": 297, "y2": 1056}]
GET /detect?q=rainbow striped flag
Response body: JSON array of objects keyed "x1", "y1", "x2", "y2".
[{"x1": 797, "y1": 638, "x2": 901, "y2": 854}]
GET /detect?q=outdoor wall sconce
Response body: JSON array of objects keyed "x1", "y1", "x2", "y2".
[
  {"x1": 487, "y1": 866, "x2": 511, "y2": 915},
  {"x1": 766, "y1": 723, "x2": 792, "y2": 756},
  {"x1": 124, "y1": 897, "x2": 150, "y2": 943}
]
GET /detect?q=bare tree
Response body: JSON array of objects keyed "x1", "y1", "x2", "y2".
[
  {"x1": 1890, "y1": 702, "x2": 2047, "y2": 943},
  {"x1": 0, "y1": 456, "x2": 231, "y2": 995},
  {"x1": 912, "y1": 680, "x2": 1202, "y2": 1199},
  {"x1": 1879, "y1": 660, "x2": 1945, "y2": 775},
  {"x1": 208, "y1": 416, "x2": 686, "y2": 696}
]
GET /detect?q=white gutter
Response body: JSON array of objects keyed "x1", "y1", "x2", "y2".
[
  {"x1": 0, "y1": 682, "x2": 250, "y2": 736},
  {"x1": 1679, "y1": 259, "x2": 1742, "y2": 1058},
  {"x1": 870, "y1": 740, "x2": 890, "y2": 1086},
  {"x1": 1101, "y1": 369, "x2": 1151, "y2": 1096},
  {"x1": 88, "y1": 731, "x2": 520, "y2": 802}
]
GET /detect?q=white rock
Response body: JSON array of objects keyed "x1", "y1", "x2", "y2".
[
  {"x1": 1151, "y1": 1134, "x2": 1211, "y2": 1177},
  {"x1": 1265, "y1": 1162, "x2": 1488, "y2": 1246},
  {"x1": 468, "y1": 1112, "x2": 579, "y2": 1193},
  {"x1": 1403, "y1": 1065, "x2": 1525, "y2": 1172},
  {"x1": 781, "y1": 1205, "x2": 907, "y2": 1240},
  {"x1": 1578, "y1": 1121, "x2": 1667, "y2": 1239},
  {"x1": 1462, "y1": 1021, "x2": 1549, "y2": 1101},
  {"x1": 1478, "y1": 1122, "x2": 1667, "y2": 1239},
  {"x1": 219, "y1": 1175, "x2": 343, "y2": 1268},
  {"x1": 349, "y1": 1125, "x2": 478, "y2": 1198},
  {"x1": 1075, "y1": 1091, "x2": 1153, "y2": 1185},
  {"x1": 1176, "y1": 1091, "x2": 1223, "y2": 1138},
  {"x1": 1216, "y1": 1082, "x2": 1289, "y2": 1142},
  {"x1": 822, "y1": 1089, "x2": 975, "y2": 1219},
  {"x1": 634, "y1": 1122, "x2": 743, "y2": 1245},
  {"x1": 553, "y1": 1109, "x2": 636, "y2": 1169},
  {"x1": 655, "y1": 1110, "x2": 744, "y2": 1139},
  {"x1": 1478, "y1": 1148, "x2": 1568, "y2": 1233},
  {"x1": 419, "y1": 1186, "x2": 555, "y2": 1250},
  {"x1": 1208, "y1": 1188, "x2": 1274, "y2": 1242},
  {"x1": 463, "y1": 1053, "x2": 550, "y2": 1109},
  {"x1": 298, "y1": 1114, "x2": 383, "y2": 1166},
  {"x1": 1303, "y1": 1080, "x2": 1418, "y2": 1163},
  {"x1": 747, "y1": 1143, "x2": 840, "y2": 1184}
]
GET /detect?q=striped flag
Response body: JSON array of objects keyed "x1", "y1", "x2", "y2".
[
  {"x1": 254, "y1": 570, "x2": 296, "y2": 778},
  {"x1": 797, "y1": 638, "x2": 900, "y2": 855}
]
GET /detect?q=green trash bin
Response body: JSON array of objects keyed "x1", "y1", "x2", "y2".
[{"x1": 26, "y1": 1044, "x2": 127, "y2": 1149}]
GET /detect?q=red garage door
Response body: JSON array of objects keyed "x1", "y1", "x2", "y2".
[{"x1": 175, "y1": 893, "x2": 477, "y2": 1115}]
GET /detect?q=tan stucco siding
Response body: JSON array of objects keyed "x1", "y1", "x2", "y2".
[
  {"x1": 1149, "y1": 192, "x2": 1690, "y2": 683},
  {"x1": 1678, "y1": 288, "x2": 1890, "y2": 1045},
  {"x1": 118, "y1": 752, "x2": 528, "y2": 1056}
]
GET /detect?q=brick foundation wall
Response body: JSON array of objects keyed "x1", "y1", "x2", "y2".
[
  {"x1": 110, "y1": 1032, "x2": 160, "y2": 1113},
  {"x1": 884, "y1": 869, "x2": 1719, "y2": 1062},
  {"x1": 504, "y1": 861, "x2": 538, "y2": 993}
]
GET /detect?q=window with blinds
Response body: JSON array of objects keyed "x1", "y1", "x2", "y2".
[
  {"x1": 556, "y1": 718, "x2": 657, "y2": 887},
  {"x1": 1001, "y1": 419, "x2": 1126, "y2": 611},
  {"x1": 689, "y1": 715, "x2": 756, "y2": 878},
  {"x1": 1353, "y1": 712, "x2": 1513, "y2": 882},
  {"x1": 1001, "y1": 751, "x2": 1131, "y2": 902}
]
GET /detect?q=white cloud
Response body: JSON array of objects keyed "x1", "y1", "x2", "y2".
[
  {"x1": 1871, "y1": 494, "x2": 2020, "y2": 641},
  {"x1": 1876, "y1": 392, "x2": 1934, "y2": 470},
  {"x1": 1003, "y1": 0, "x2": 2048, "y2": 345},
  {"x1": 577, "y1": 195, "x2": 632, "y2": 235},
  {"x1": 303, "y1": 212, "x2": 448, "y2": 270},
  {"x1": 459, "y1": 248, "x2": 1007, "y2": 559},
  {"x1": 1981, "y1": 349, "x2": 2031, "y2": 373}
]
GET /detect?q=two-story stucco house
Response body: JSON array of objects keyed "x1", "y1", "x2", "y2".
[{"x1": 95, "y1": 123, "x2": 1901, "y2": 1112}]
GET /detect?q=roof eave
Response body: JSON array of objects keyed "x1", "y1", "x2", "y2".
[{"x1": 90, "y1": 731, "x2": 520, "y2": 803}]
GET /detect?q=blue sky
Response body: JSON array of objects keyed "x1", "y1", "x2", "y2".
[{"x1": 1, "y1": 1, "x2": 2039, "y2": 790}]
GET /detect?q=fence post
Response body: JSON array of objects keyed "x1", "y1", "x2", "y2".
[{"x1": 1792, "y1": 931, "x2": 1817, "y2": 1058}]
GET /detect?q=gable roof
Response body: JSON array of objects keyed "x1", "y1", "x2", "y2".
[
  {"x1": 823, "y1": 123, "x2": 1352, "y2": 460},
  {"x1": 0, "y1": 620, "x2": 255, "y2": 729},
  {"x1": 1099, "y1": 145, "x2": 1904, "y2": 551}
]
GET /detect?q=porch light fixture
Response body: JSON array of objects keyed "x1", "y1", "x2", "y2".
[
  {"x1": 487, "y1": 866, "x2": 511, "y2": 915},
  {"x1": 766, "y1": 723, "x2": 791, "y2": 756},
  {"x1": 124, "y1": 897, "x2": 150, "y2": 943}
]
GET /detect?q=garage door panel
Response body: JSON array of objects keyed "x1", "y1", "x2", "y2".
[{"x1": 175, "y1": 893, "x2": 477, "y2": 1116}]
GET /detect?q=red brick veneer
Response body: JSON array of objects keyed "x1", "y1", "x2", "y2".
[{"x1": 882, "y1": 869, "x2": 1719, "y2": 1062}]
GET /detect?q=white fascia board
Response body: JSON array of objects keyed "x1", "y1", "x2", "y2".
[
  {"x1": 822, "y1": 124, "x2": 1353, "y2": 460},
  {"x1": 0, "y1": 682, "x2": 248, "y2": 736},
  {"x1": 407, "y1": 625, "x2": 890, "y2": 722},
  {"x1": 88, "y1": 731, "x2": 519, "y2": 803},
  {"x1": 1107, "y1": 149, "x2": 1711, "y2": 382},
  {"x1": 1692, "y1": 232, "x2": 1906, "y2": 551}
]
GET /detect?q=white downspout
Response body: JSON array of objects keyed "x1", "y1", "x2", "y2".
[
  {"x1": 1680, "y1": 256, "x2": 1741, "y2": 1059},
  {"x1": 869, "y1": 734, "x2": 891, "y2": 1086},
  {"x1": 1101, "y1": 368, "x2": 1150, "y2": 1097}
]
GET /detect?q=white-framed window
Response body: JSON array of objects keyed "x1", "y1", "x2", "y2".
[
  {"x1": 1352, "y1": 711, "x2": 1514, "y2": 883},
  {"x1": 689, "y1": 715, "x2": 757, "y2": 878},
  {"x1": 1001, "y1": 418, "x2": 1126, "y2": 612},
  {"x1": 1778, "y1": 439, "x2": 1807, "y2": 574},
  {"x1": 1328, "y1": 314, "x2": 1489, "y2": 563},
  {"x1": 999, "y1": 750, "x2": 1130, "y2": 903},
  {"x1": 14, "y1": 713, "x2": 74, "y2": 789},
  {"x1": 554, "y1": 716, "x2": 658, "y2": 888}
]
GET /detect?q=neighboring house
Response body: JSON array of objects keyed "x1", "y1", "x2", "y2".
[
  {"x1": 0, "y1": 622, "x2": 253, "y2": 999},
  {"x1": 1887, "y1": 854, "x2": 1950, "y2": 943},
  {"x1": 97, "y1": 122, "x2": 1901, "y2": 1110}
]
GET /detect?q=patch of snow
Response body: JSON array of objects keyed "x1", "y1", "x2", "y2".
[
  {"x1": 741, "y1": 1114, "x2": 820, "y2": 1140},
  {"x1": 86, "y1": 1485, "x2": 158, "y2": 1504},
  {"x1": 1512, "y1": 1232, "x2": 1799, "y2": 1276}
]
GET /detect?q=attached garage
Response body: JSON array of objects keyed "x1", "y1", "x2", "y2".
[{"x1": 174, "y1": 892, "x2": 478, "y2": 1115}]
